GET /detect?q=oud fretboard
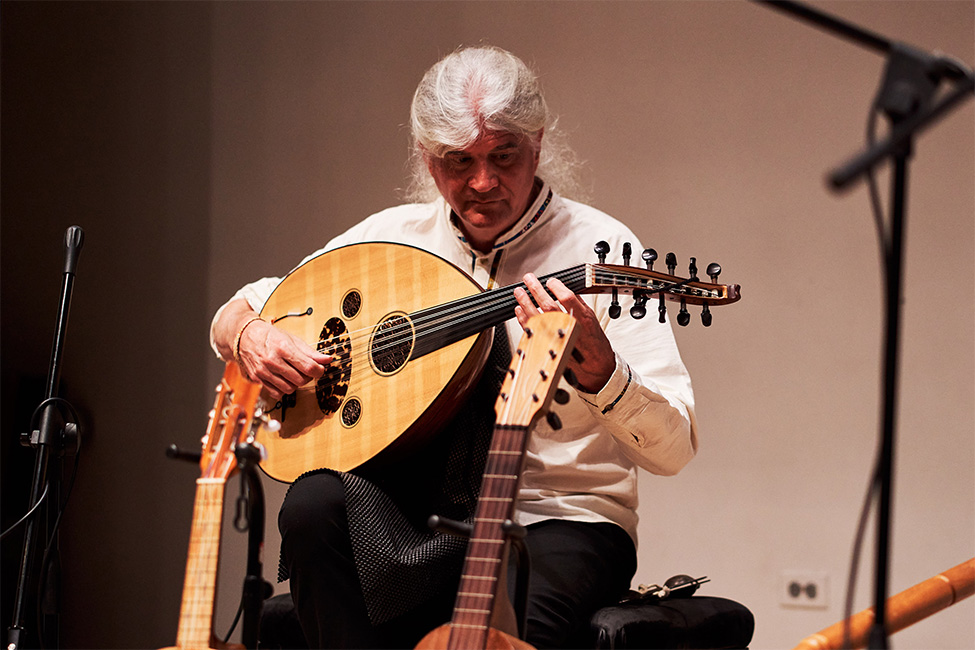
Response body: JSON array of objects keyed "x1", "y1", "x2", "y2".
[{"x1": 447, "y1": 423, "x2": 530, "y2": 650}]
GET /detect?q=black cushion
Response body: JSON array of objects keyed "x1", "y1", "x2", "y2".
[{"x1": 589, "y1": 596, "x2": 754, "y2": 649}]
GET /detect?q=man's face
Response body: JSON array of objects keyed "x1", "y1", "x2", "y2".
[{"x1": 425, "y1": 130, "x2": 541, "y2": 252}]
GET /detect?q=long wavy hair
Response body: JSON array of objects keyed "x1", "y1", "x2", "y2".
[{"x1": 405, "y1": 46, "x2": 585, "y2": 203}]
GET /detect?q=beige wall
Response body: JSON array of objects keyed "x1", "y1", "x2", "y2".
[
  {"x1": 209, "y1": 2, "x2": 973, "y2": 648},
  {"x1": 2, "y1": 2, "x2": 972, "y2": 649}
]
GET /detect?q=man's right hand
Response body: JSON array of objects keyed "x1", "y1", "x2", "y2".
[
  {"x1": 214, "y1": 299, "x2": 330, "y2": 400},
  {"x1": 236, "y1": 317, "x2": 330, "y2": 400}
]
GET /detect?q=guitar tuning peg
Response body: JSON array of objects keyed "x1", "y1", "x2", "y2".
[
  {"x1": 609, "y1": 292, "x2": 621, "y2": 319},
  {"x1": 554, "y1": 388, "x2": 570, "y2": 404},
  {"x1": 630, "y1": 290, "x2": 647, "y2": 319},
  {"x1": 677, "y1": 299, "x2": 690, "y2": 327},
  {"x1": 706, "y1": 262, "x2": 721, "y2": 283},
  {"x1": 622, "y1": 242, "x2": 632, "y2": 266},
  {"x1": 666, "y1": 253, "x2": 677, "y2": 275},
  {"x1": 594, "y1": 241, "x2": 610, "y2": 264},
  {"x1": 701, "y1": 303, "x2": 713, "y2": 327},
  {"x1": 563, "y1": 367, "x2": 579, "y2": 388},
  {"x1": 688, "y1": 257, "x2": 698, "y2": 280},
  {"x1": 546, "y1": 411, "x2": 563, "y2": 431},
  {"x1": 657, "y1": 294, "x2": 667, "y2": 323},
  {"x1": 642, "y1": 248, "x2": 657, "y2": 271}
]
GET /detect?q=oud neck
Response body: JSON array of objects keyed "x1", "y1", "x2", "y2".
[
  {"x1": 175, "y1": 478, "x2": 226, "y2": 649},
  {"x1": 412, "y1": 264, "x2": 587, "y2": 358},
  {"x1": 447, "y1": 423, "x2": 530, "y2": 650}
]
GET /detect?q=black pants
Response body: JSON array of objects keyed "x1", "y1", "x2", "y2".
[{"x1": 278, "y1": 471, "x2": 637, "y2": 649}]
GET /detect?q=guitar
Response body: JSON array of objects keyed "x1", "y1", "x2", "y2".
[
  {"x1": 163, "y1": 362, "x2": 263, "y2": 650},
  {"x1": 415, "y1": 310, "x2": 580, "y2": 650},
  {"x1": 257, "y1": 241, "x2": 740, "y2": 482}
]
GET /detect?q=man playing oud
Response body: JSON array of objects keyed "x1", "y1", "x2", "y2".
[{"x1": 211, "y1": 46, "x2": 697, "y2": 649}]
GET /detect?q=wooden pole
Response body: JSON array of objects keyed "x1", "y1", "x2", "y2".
[{"x1": 793, "y1": 558, "x2": 974, "y2": 650}]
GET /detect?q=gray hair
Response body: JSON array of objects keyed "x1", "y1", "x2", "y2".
[{"x1": 406, "y1": 46, "x2": 585, "y2": 202}]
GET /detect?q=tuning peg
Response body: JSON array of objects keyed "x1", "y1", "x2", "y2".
[
  {"x1": 554, "y1": 388, "x2": 570, "y2": 404},
  {"x1": 594, "y1": 241, "x2": 610, "y2": 263},
  {"x1": 657, "y1": 294, "x2": 667, "y2": 323},
  {"x1": 546, "y1": 411, "x2": 563, "y2": 431},
  {"x1": 688, "y1": 257, "x2": 698, "y2": 280},
  {"x1": 642, "y1": 248, "x2": 657, "y2": 271},
  {"x1": 563, "y1": 367, "x2": 579, "y2": 388},
  {"x1": 609, "y1": 292, "x2": 621, "y2": 319},
  {"x1": 677, "y1": 299, "x2": 690, "y2": 327},
  {"x1": 706, "y1": 262, "x2": 721, "y2": 283},
  {"x1": 666, "y1": 253, "x2": 677, "y2": 275},
  {"x1": 701, "y1": 303, "x2": 713, "y2": 327},
  {"x1": 622, "y1": 242, "x2": 632, "y2": 266},
  {"x1": 630, "y1": 290, "x2": 647, "y2": 319}
]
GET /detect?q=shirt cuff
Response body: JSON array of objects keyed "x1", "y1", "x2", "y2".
[{"x1": 575, "y1": 352, "x2": 632, "y2": 415}]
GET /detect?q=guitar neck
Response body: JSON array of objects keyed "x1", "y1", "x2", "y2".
[
  {"x1": 175, "y1": 479, "x2": 226, "y2": 649},
  {"x1": 447, "y1": 423, "x2": 531, "y2": 650},
  {"x1": 410, "y1": 260, "x2": 737, "y2": 358},
  {"x1": 411, "y1": 265, "x2": 587, "y2": 358}
]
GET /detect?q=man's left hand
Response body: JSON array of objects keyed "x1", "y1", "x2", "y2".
[{"x1": 513, "y1": 273, "x2": 616, "y2": 394}]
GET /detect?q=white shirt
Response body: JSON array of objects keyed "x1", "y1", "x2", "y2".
[{"x1": 212, "y1": 181, "x2": 698, "y2": 546}]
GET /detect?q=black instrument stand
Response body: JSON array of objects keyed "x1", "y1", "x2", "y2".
[
  {"x1": 755, "y1": 3, "x2": 974, "y2": 647},
  {"x1": 234, "y1": 440, "x2": 272, "y2": 650},
  {"x1": 7, "y1": 227, "x2": 85, "y2": 650}
]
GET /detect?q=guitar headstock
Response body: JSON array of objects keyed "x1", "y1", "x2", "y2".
[
  {"x1": 200, "y1": 362, "x2": 264, "y2": 481},
  {"x1": 495, "y1": 312, "x2": 580, "y2": 428},
  {"x1": 587, "y1": 241, "x2": 741, "y2": 327}
]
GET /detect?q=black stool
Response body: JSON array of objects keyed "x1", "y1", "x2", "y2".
[{"x1": 589, "y1": 594, "x2": 754, "y2": 649}]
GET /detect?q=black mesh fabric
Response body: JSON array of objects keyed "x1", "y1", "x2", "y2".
[{"x1": 278, "y1": 326, "x2": 511, "y2": 625}]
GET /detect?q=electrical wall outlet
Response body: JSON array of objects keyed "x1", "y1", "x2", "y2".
[{"x1": 780, "y1": 571, "x2": 829, "y2": 609}]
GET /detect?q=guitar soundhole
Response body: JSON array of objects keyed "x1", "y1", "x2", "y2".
[
  {"x1": 370, "y1": 313, "x2": 414, "y2": 375},
  {"x1": 342, "y1": 290, "x2": 361, "y2": 319},
  {"x1": 316, "y1": 317, "x2": 352, "y2": 414},
  {"x1": 341, "y1": 397, "x2": 362, "y2": 428}
]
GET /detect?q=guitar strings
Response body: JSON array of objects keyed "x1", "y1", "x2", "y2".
[
  {"x1": 338, "y1": 263, "x2": 701, "y2": 366},
  {"x1": 281, "y1": 265, "x2": 589, "y2": 397},
  {"x1": 279, "y1": 264, "x2": 700, "y2": 397}
]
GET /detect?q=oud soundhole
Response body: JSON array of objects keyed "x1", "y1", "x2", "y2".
[
  {"x1": 316, "y1": 317, "x2": 352, "y2": 414},
  {"x1": 341, "y1": 397, "x2": 362, "y2": 428},
  {"x1": 370, "y1": 313, "x2": 414, "y2": 375},
  {"x1": 342, "y1": 290, "x2": 361, "y2": 319}
]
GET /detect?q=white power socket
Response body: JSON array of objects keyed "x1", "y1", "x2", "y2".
[{"x1": 780, "y1": 571, "x2": 830, "y2": 609}]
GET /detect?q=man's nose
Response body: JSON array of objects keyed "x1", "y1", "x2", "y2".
[{"x1": 468, "y1": 161, "x2": 499, "y2": 192}]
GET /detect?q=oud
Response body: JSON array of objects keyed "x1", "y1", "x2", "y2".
[{"x1": 256, "y1": 241, "x2": 739, "y2": 482}]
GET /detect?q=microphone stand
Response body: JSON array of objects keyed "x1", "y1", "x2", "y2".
[
  {"x1": 753, "y1": 3, "x2": 974, "y2": 648},
  {"x1": 7, "y1": 226, "x2": 85, "y2": 650}
]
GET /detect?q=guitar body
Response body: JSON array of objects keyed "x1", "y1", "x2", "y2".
[{"x1": 257, "y1": 242, "x2": 491, "y2": 482}]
